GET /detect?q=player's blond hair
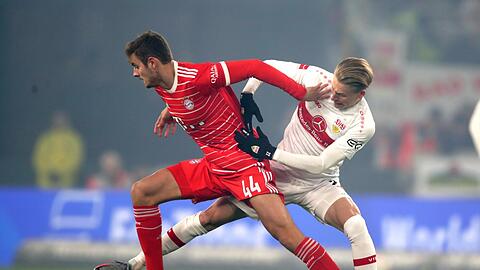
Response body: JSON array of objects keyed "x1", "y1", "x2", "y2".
[{"x1": 334, "y1": 57, "x2": 373, "y2": 93}]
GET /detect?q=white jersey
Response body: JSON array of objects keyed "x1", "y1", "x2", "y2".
[{"x1": 242, "y1": 60, "x2": 375, "y2": 189}]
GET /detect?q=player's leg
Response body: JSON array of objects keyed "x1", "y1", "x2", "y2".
[
  {"x1": 249, "y1": 194, "x2": 339, "y2": 270},
  {"x1": 324, "y1": 196, "x2": 377, "y2": 270},
  {"x1": 130, "y1": 167, "x2": 183, "y2": 270},
  {"x1": 97, "y1": 158, "x2": 226, "y2": 270},
  {"x1": 300, "y1": 184, "x2": 377, "y2": 270},
  {"x1": 128, "y1": 197, "x2": 248, "y2": 270}
]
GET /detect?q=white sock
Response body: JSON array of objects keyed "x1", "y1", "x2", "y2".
[
  {"x1": 343, "y1": 215, "x2": 377, "y2": 270},
  {"x1": 130, "y1": 212, "x2": 208, "y2": 268},
  {"x1": 128, "y1": 252, "x2": 145, "y2": 270}
]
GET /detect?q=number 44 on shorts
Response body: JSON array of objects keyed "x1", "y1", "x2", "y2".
[{"x1": 242, "y1": 176, "x2": 261, "y2": 198}]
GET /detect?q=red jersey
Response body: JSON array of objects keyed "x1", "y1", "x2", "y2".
[{"x1": 155, "y1": 60, "x2": 306, "y2": 175}]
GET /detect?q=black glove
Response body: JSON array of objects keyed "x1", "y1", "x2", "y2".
[
  {"x1": 234, "y1": 126, "x2": 276, "y2": 161},
  {"x1": 240, "y1": 93, "x2": 263, "y2": 132}
]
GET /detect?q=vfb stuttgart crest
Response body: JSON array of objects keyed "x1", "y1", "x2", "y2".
[
  {"x1": 312, "y1": 115, "x2": 327, "y2": 132},
  {"x1": 183, "y1": 98, "x2": 194, "y2": 110}
]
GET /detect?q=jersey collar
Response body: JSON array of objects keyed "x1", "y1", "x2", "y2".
[{"x1": 163, "y1": 60, "x2": 179, "y2": 93}]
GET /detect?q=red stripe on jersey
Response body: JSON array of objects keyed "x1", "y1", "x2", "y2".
[
  {"x1": 166, "y1": 228, "x2": 185, "y2": 248},
  {"x1": 297, "y1": 101, "x2": 335, "y2": 147},
  {"x1": 299, "y1": 64, "x2": 309, "y2": 70},
  {"x1": 353, "y1": 255, "x2": 377, "y2": 266}
]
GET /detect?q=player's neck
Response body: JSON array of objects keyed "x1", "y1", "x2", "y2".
[{"x1": 158, "y1": 61, "x2": 175, "y2": 89}]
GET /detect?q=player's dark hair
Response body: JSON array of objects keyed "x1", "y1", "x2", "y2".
[
  {"x1": 334, "y1": 57, "x2": 373, "y2": 93},
  {"x1": 125, "y1": 31, "x2": 173, "y2": 65}
]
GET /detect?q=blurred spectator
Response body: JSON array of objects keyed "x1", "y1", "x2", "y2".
[
  {"x1": 86, "y1": 150, "x2": 131, "y2": 189},
  {"x1": 417, "y1": 107, "x2": 441, "y2": 155},
  {"x1": 32, "y1": 111, "x2": 85, "y2": 188},
  {"x1": 449, "y1": 102, "x2": 475, "y2": 153}
]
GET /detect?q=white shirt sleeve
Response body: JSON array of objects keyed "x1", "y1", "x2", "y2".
[
  {"x1": 273, "y1": 119, "x2": 375, "y2": 174},
  {"x1": 242, "y1": 60, "x2": 324, "y2": 94},
  {"x1": 470, "y1": 99, "x2": 480, "y2": 157}
]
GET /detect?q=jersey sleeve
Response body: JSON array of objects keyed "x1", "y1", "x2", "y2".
[
  {"x1": 225, "y1": 59, "x2": 309, "y2": 100},
  {"x1": 242, "y1": 60, "x2": 328, "y2": 94},
  {"x1": 273, "y1": 115, "x2": 375, "y2": 174},
  {"x1": 333, "y1": 120, "x2": 375, "y2": 160}
]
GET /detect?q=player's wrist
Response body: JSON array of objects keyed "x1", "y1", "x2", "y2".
[
  {"x1": 264, "y1": 145, "x2": 277, "y2": 160},
  {"x1": 271, "y1": 148, "x2": 282, "y2": 161},
  {"x1": 240, "y1": 92, "x2": 254, "y2": 101}
]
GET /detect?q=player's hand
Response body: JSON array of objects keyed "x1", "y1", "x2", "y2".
[
  {"x1": 154, "y1": 107, "x2": 177, "y2": 138},
  {"x1": 240, "y1": 93, "x2": 263, "y2": 132},
  {"x1": 303, "y1": 82, "x2": 331, "y2": 101},
  {"x1": 234, "y1": 126, "x2": 276, "y2": 161}
]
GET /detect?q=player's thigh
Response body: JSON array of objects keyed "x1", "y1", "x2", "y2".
[
  {"x1": 299, "y1": 184, "x2": 358, "y2": 231},
  {"x1": 131, "y1": 167, "x2": 182, "y2": 206},
  {"x1": 249, "y1": 194, "x2": 297, "y2": 231},
  {"x1": 324, "y1": 196, "x2": 360, "y2": 231}
]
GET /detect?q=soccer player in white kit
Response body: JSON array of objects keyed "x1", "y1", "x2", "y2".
[{"x1": 124, "y1": 57, "x2": 378, "y2": 270}]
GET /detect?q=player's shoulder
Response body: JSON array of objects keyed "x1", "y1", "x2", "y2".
[
  {"x1": 177, "y1": 61, "x2": 210, "y2": 70},
  {"x1": 177, "y1": 61, "x2": 219, "y2": 81},
  {"x1": 351, "y1": 98, "x2": 375, "y2": 137}
]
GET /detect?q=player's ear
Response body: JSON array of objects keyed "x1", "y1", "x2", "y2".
[
  {"x1": 358, "y1": 90, "x2": 366, "y2": 98},
  {"x1": 147, "y1": 56, "x2": 158, "y2": 69}
]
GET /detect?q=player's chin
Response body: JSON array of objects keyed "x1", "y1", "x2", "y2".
[{"x1": 145, "y1": 81, "x2": 154, "y2": 88}]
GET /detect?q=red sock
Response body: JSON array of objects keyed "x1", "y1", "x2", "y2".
[
  {"x1": 294, "y1": 237, "x2": 339, "y2": 270},
  {"x1": 134, "y1": 206, "x2": 163, "y2": 270}
]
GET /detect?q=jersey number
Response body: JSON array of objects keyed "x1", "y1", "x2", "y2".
[{"x1": 242, "y1": 176, "x2": 261, "y2": 198}]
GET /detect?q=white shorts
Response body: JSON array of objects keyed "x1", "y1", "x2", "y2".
[{"x1": 228, "y1": 179, "x2": 353, "y2": 224}]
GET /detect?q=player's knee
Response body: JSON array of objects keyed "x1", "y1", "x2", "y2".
[
  {"x1": 199, "y1": 207, "x2": 228, "y2": 230},
  {"x1": 343, "y1": 215, "x2": 370, "y2": 243},
  {"x1": 130, "y1": 180, "x2": 154, "y2": 206},
  {"x1": 198, "y1": 211, "x2": 215, "y2": 229}
]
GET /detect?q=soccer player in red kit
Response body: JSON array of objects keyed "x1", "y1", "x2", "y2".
[{"x1": 94, "y1": 31, "x2": 338, "y2": 270}]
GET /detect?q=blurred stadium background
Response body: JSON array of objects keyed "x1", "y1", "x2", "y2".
[{"x1": 1, "y1": 0, "x2": 480, "y2": 269}]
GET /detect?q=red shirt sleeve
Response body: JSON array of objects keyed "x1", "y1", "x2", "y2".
[
  {"x1": 225, "y1": 59, "x2": 307, "y2": 100},
  {"x1": 194, "y1": 60, "x2": 306, "y2": 100}
]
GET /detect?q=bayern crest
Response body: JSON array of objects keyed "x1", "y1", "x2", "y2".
[{"x1": 183, "y1": 98, "x2": 194, "y2": 110}]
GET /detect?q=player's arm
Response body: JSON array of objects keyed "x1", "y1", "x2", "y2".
[
  {"x1": 241, "y1": 60, "x2": 324, "y2": 94},
  {"x1": 235, "y1": 123, "x2": 375, "y2": 174},
  {"x1": 241, "y1": 60, "x2": 302, "y2": 94},
  {"x1": 470, "y1": 99, "x2": 480, "y2": 156},
  {"x1": 202, "y1": 59, "x2": 327, "y2": 101},
  {"x1": 276, "y1": 125, "x2": 375, "y2": 174}
]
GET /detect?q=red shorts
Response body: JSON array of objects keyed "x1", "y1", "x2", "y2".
[{"x1": 167, "y1": 158, "x2": 282, "y2": 203}]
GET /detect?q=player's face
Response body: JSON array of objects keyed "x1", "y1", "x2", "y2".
[
  {"x1": 128, "y1": 54, "x2": 160, "y2": 88},
  {"x1": 331, "y1": 76, "x2": 365, "y2": 110}
]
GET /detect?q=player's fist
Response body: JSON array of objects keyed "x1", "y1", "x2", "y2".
[{"x1": 234, "y1": 127, "x2": 276, "y2": 161}]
